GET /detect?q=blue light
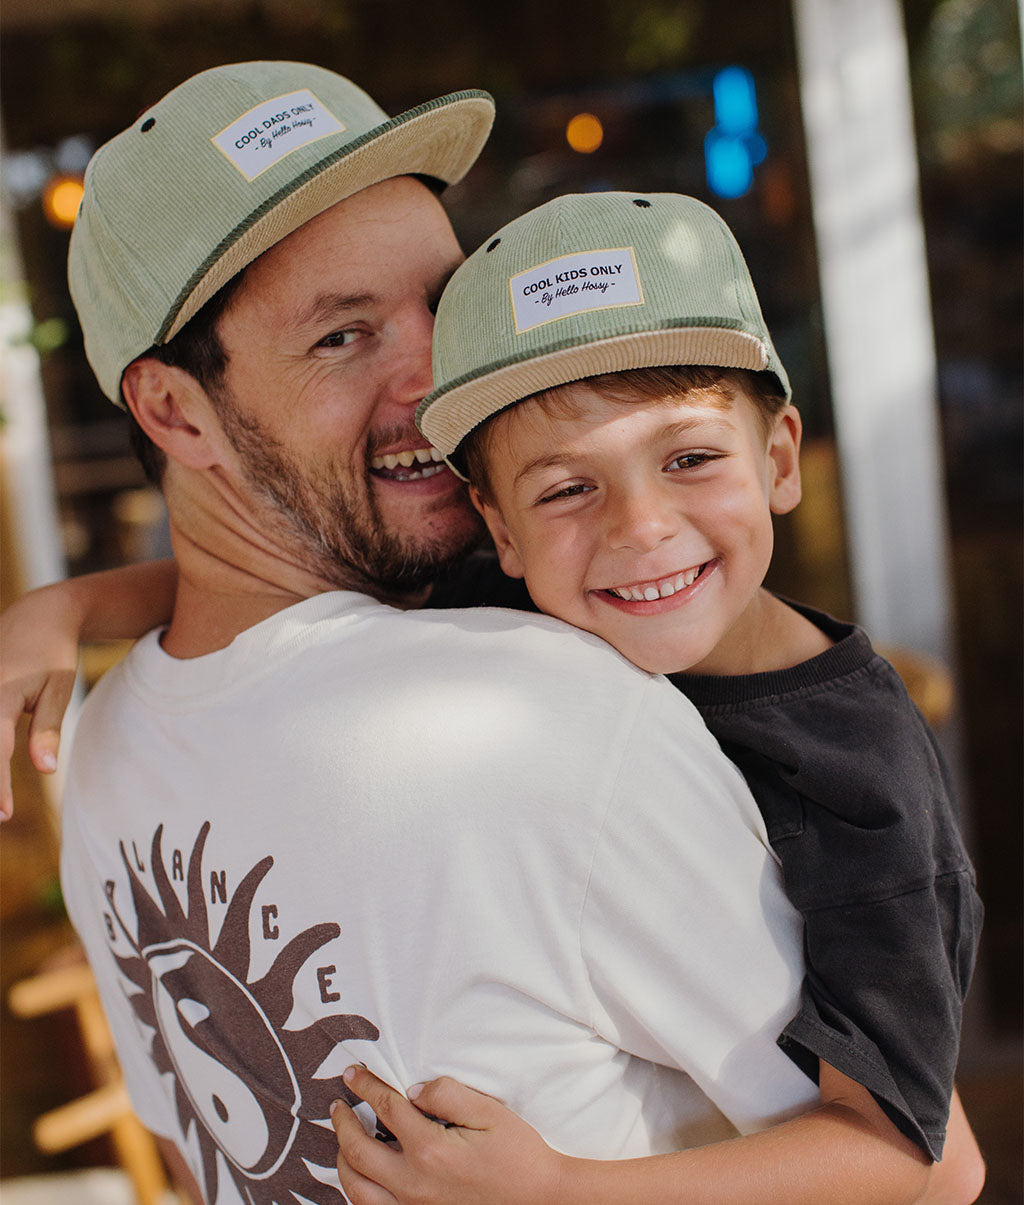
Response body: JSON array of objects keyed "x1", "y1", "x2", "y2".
[
  {"x1": 705, "y1": 66, "x2": 766, "y2": 199},
  {"x1": 704, "y1": 130, "x2": 753, "y2": 199},
  {"x1": 712, "y1": 66, "x2": 759, "y2": 136}
]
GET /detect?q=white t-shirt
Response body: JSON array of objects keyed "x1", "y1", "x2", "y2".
[{"x1": 61, "y1": 592, "x2": 816, "y2": 1204}]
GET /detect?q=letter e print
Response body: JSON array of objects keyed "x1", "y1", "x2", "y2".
[{"x1": 103, "y1": 821, "x2": 378, "y2": 1202}]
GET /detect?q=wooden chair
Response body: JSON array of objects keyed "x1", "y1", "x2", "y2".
[{"x1": 7, "y1": 947, "x2": 174, "y2": 1205}]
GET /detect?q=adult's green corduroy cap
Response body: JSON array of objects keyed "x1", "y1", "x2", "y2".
[
  {"x1": 68, "y1": 60, "x2": 494, "y2": 404},
  {"x1": 418, "y1": 191, "x2": 790, "y2": 465}
]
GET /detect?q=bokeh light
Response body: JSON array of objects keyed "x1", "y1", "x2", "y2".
[
  {"x1": 42, "y1": 176, "x2": 84, "y2": 228},
  {"x1": 566, "y1": 112, "x2": 604, "y2": 154}
]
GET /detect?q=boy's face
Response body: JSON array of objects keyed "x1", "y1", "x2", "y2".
[{"x1": 471, "y1": 378, "x2": 802, "y2": 674}]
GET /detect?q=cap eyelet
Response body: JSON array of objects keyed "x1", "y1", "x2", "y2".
[
  {"x1": 486, "y1": 238, "x2": 501, "y2": 252},
  {"x1": 632, "y1": 198, "x2": 651, "y2": 208},
  {"x1": 141, "y1": 117, "x2": 156, "y2": 133}
]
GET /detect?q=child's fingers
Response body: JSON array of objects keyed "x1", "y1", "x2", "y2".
[
  {"x1": 331, "y1": 1099, "x2": 399, "y2": 1205},
  {"x1": 0, "y1": 712, "x2": 15, "y2": 818},
  {"x1": 26, "y1": 670, "x2": 76, "y2": 774},
  {"x1": 0, "y1": 689, "x2": 24, "y2": 820},
  {"x1": 406, "y1": 1075, "x2": 508, "y2": 1132},
  {"x1": 340, "y1": 1066, "x2": 439, "y2": 1144}
]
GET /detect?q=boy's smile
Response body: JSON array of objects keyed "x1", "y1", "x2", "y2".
[
  {"x1": 472, "y1": 377, "x2": 803, "y2": 675},
  {"x1": 602, "y1": 561, "x2": 710, "y2": 603}
]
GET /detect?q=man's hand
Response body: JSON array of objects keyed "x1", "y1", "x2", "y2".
[
  {"x1": 332, "y1": 1065, "x2": 567, "y2": 1205},
  {"x1": 0, "y1": 586, "x2": 80, "y2": 819}
]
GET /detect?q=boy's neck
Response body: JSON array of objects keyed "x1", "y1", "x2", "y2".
[{"x1": 684, "y1": 590, "x2": 833, "y2": 677}]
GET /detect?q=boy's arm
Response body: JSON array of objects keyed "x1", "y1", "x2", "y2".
[
  {"x1": 0, "y1": 559, "x2": 177, "y2": 817},
  {"x1": 333, "y1": 1066, "x2": 982, "y2": 1205}
]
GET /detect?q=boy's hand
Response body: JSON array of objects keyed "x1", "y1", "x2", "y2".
[
  {"x1": 332, "y1": 1066, "x2": 568, "y2": 1205},
  {"x1": 0, "y1": 588, "x2": 80, "y2": 819}
]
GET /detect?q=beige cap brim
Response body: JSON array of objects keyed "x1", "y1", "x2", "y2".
[{"x1": 164, "y1": 91, "x2": 495, "y2": 342}]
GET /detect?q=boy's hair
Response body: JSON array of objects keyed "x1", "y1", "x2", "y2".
[
  {"x1": 463, "y1": 365, "x2": 787, "y2": 504},
  {"x1": 124, "y1": 273, "x2": 246, "y2": 485}
]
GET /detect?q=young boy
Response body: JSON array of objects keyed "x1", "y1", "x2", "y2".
[{"x1": 333, "y1": 191, "x2": 983, "y2": 1200}]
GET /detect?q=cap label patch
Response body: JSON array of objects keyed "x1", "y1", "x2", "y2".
[
  {"x1": 212, "y1": 90, "x2": 346, "y2": 180},
  {"x1": 510, "y1": 248, "x2": 643, "y2": 333}
]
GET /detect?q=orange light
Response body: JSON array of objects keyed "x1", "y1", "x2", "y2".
[
  {"x1": 566, "y1": 113, "x2": 604, "y2": 154},
  {"x1": 43, "y1": 176, "x2": 84, "y2": 229}
]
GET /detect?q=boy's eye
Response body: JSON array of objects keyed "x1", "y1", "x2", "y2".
[
  {"x1": 538, "y1": 482, "x2": 593, "y2": 504},
  {"x1": 666, "y1": 451, "x2": 718, "y2": 472}
]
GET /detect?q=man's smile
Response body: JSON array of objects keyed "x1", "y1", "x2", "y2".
[{"x1": 369, "y1": 446, "x2": 449, "y2": 482}]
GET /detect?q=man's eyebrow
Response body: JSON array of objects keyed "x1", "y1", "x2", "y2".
[
  {"x1": 428, "y1": 262, "x2": 461, "y2": 308},
  {"x1": 292, "y1": 291, "x2": 378, "y2": 330}
]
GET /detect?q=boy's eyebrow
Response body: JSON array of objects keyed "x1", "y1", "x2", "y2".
[
  {"x1": 512, "y1": 413, "x2": 737, "y2": 486},
  {"x1": 513, "y1": 451, "x2": 574, "y2": 488},
  {"x1": 662, "y1": 415, "x2": 735, "y2": 439}
]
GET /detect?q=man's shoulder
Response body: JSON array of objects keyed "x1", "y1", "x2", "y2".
[{"x1": 389, "y1": 603, "x2": 672, "y2": 697}]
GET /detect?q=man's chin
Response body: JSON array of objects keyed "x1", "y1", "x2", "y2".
[{"x1": 374, "y1": 473, "x2": 482, "y2": 547}]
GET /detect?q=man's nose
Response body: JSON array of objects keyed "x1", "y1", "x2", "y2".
[
  {"x1": 390, "y1": 306, "x2": 436, "y2": 409},
  {"x1": 605, "y1": 485, "x2": 679, "y2": 553}
]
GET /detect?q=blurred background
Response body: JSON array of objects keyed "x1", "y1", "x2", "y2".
[{"x1": 0, "y1": 0, "x2": 1020, "y2": 1200}]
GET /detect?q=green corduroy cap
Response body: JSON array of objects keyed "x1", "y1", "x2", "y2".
[
  {"x1": 418, "y1": 191, "x2": 790, "y2": 469},
  {"x1": 68, "y1": 60, "x2": 495, "y2": 404}
]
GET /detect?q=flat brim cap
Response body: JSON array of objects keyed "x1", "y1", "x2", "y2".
[
  {"x1": 419, "y1": 191, "x2": 790, "y2": 461},
  {"x1": 69, "y1": 60, "x2": 494, "y2": 403}
]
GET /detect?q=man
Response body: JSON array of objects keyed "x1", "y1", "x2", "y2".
[{"x1": 43, "y1": 60, "x2": 941, "y2": 1205}]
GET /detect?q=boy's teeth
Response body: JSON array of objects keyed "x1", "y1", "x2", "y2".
[{"x1": 610, "y1": 565, "x2": 704, "y2": 601}]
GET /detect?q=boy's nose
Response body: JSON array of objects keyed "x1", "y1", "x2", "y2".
[{"x1": 605, "y1": 488, "x2": 679, "y2": 553}]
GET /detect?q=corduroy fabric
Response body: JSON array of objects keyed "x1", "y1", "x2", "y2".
[
  {"x1": 68, "y1": 61, "x2": 494, "y2": 403},
  {"x1": 419, "y1": 192, "x2": 789, "y2": 461}
]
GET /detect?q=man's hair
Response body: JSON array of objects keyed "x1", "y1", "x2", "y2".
[
  {"x1": 463, "y1": 366, "x2": 787, "y2": 504},
  {"x1": 124, "y1": 272, "x2": 247, "y2": 484}
]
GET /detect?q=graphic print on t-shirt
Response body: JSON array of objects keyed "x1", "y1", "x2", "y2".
[{"x1": 102, "y1": 821, "x2": 378, "y2": 1204}]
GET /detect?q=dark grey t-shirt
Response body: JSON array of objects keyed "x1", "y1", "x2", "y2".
[{"x1": 671, "y1": 601, "x2": 982, "y2": 1160}]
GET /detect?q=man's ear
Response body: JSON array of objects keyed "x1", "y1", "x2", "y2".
[
  {"x1": 767, "y1": 405, "x2": 803, "y2": 516},
  {"x1": 121, "y1": 359, "x2": 223, "y2": 470},
  {"x1": 468, "y1": 484, "x2": 525, "y2": 580}
]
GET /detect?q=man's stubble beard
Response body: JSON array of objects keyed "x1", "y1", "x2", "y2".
[{"x1": 214, "y1": 393, "x2": 483, "y2": 602}]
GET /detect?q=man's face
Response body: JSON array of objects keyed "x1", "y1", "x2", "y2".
[
  {"x1": 211, "y1": 176, "x2": 483, "y2": 601},
  {"x1": 472, "y1": 379, "x2": 801, "y2": 674}
]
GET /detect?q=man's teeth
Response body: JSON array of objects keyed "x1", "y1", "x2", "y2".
[
  {"x1": 370, "y1": 447, "x2": 446, "y2": 472},
  {"x1": 608, "y1": 566, "x2": 703, "y2": 602}
]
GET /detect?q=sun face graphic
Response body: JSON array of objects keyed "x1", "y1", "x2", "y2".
[{"x1": 103, "y1": 822, "x2": 379, "y2": 1204}]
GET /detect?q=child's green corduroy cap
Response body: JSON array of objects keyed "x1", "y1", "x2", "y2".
[
  {"x1": 68, "y1": 60, "x2": 494, "y2": 404},
  {"x1": 418, "y1": 191, "x2": 790, "y2": 470}
]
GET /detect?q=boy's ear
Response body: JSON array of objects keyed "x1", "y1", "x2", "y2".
[
  {"x1": 121, "y1": 358, "x2": 224, "y2": 470},
  {"x1": 468, "y1": 485, "x2": 526, "y2": 580},
  {"x1": 767, "y1": 405, "x2": 803, "y2": 516}
]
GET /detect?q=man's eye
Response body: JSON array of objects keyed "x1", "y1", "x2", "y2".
[
  {"x1": 538, "y1": 482, "x2": 593, "y2": 504},
  {"x1": 317, "y1": 329, "x2": 361, "y2": 349}
]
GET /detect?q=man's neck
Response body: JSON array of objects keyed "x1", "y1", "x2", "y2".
[
  {"x1": 159, "y1": 526, "x2": 337, "y2": 658},
  {"x1": 158, "y1": 466, "x2": 349, "y2": 658}
]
